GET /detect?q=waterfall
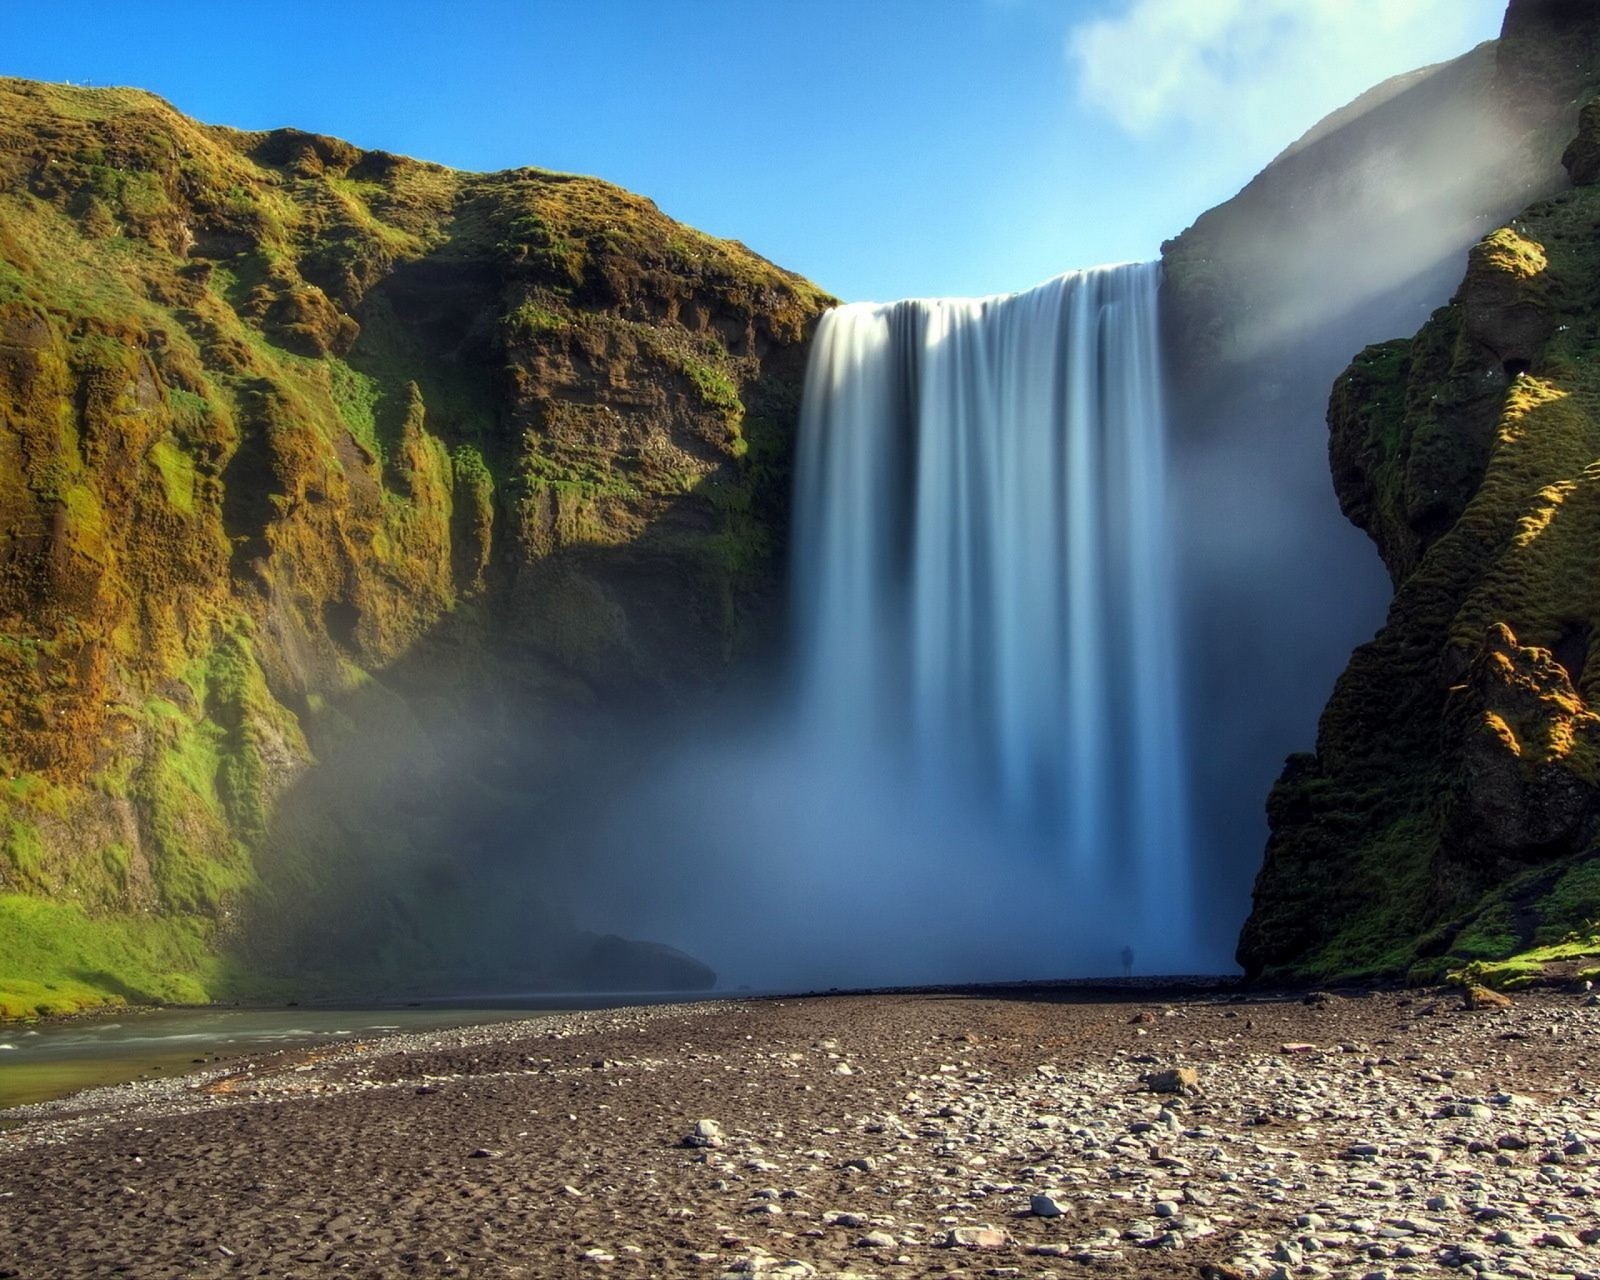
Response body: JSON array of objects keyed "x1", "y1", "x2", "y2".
[{"x1": 791, "y1": 262, "x2": 1193, "y2": 958}]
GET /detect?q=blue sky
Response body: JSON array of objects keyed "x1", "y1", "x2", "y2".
[{"x1": 1, "y1": 0, "x2": 1505, "y2": 301}]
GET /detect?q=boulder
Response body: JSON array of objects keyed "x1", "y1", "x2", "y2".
[
  {"x1": 1464, "y1": 984, "x2": 1514, "y2": 1010},
  {"x1": 1143, "y1": 1067, "x2": 1200, "y2": 1095}
]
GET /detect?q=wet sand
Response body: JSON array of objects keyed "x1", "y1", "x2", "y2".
[{"x1": 1, "y1": 985, "x2": 1597, "y2": 1278}]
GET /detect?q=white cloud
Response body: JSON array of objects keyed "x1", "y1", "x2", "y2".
[{"x1": 1068, "y1": 0, "x2": 1504, "y2": 156}]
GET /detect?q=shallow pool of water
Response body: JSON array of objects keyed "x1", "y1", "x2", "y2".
[{"x1": 0, "y1": 1006, "x2": 550, "y2": 1109}]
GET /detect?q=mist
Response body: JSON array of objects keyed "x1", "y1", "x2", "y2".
[{"x1": 550, "y1": 715, "x2": 1194, "y2": 991}]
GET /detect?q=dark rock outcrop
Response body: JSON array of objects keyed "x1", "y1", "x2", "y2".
[{"x1": 574, "y1": 934, "x2": 716, "y2": 992}]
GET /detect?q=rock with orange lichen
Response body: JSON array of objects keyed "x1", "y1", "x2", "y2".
[
  {"x1": 1463, "y1": 982, "x2": 1514, "y2": 1009},
  {"x1": 1239, "y1": 95, "x2": 1600, "y2": 982},
  {"x1": 1448, "y1": 623, "x2": 1600, "y2": 860}
]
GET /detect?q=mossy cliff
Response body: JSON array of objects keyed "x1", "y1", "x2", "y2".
[
  {"x1": 1239, "y1": 77, "x2": 1600, "y2": 983},
  {"x1": 0, "y1": 77, "x2": 830, "y2": 1015},
  {"x1": 1157, "y1": 0, "x2": 1600, "y2": 968}
]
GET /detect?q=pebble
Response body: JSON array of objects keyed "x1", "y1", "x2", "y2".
[{"x1": 685, "y1": 1118, "x2": 726, "y2": 1149}]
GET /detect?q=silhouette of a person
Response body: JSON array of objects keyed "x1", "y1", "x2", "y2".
[{"x1": 1120, "y1": 945, "x2": 1135, "y2": 978}]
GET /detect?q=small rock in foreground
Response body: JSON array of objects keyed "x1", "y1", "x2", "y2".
[
  {"x1": 1143, "y1": 1066, "x2": 1199, "y2": 1094},
  {"x1": 940, "y1": 1226, "x2": 1011, "y2": 1250},
  {"x1": 684, "y1": 1118, "x2": 726, "y2": 1148},
  {"x1": 1029, "y1": 1192, "x2": 1067, "y2": 1217}
]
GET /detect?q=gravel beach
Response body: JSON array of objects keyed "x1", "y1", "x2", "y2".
[{"x1": 2, "y1": 986, "x2": 1598, "y2": 1279}]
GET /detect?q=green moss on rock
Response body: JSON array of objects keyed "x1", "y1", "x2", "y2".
[{"x1": 0, "y1": 74, "x2": 831, "y2": 1016}]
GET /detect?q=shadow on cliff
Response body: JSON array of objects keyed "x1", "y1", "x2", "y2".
[{"x1": 218, "y1": 458, "x2": 796, "y2": 999}]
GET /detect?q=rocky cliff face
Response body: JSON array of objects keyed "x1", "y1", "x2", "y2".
[
  {"x1": 1237, "y1": 2, "x2": 1600, "y2": 981},
  {"x1": 0, "y1": 78, "x2": 829, "y2": 1014},
  {"x1": 1158, "y1": 0, "x2": 1600, "y2": 966}
]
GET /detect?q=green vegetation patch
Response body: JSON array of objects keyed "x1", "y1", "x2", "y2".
[
  {"x1": 0, "y1": 816, "x2": 47, "y2": 890},
  {"x1": 504, "y1": 299, "x2": 570, "y2": 341},
  {"x1": 328, "y1": 358, "x2": 384, "y2": 460},
  {"x1": 1454, "y1": 932, "x2": 1600, "y2": 990},
  {"x1": 0, "y1": 894, "x2": 217, "y2": 1019},
  {"x1": 147, "y1": 436, "x2": 197, "y2": 514},
  {"x1": 1273, "y1": 812, "x2": 1439, "y2": 981}
]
